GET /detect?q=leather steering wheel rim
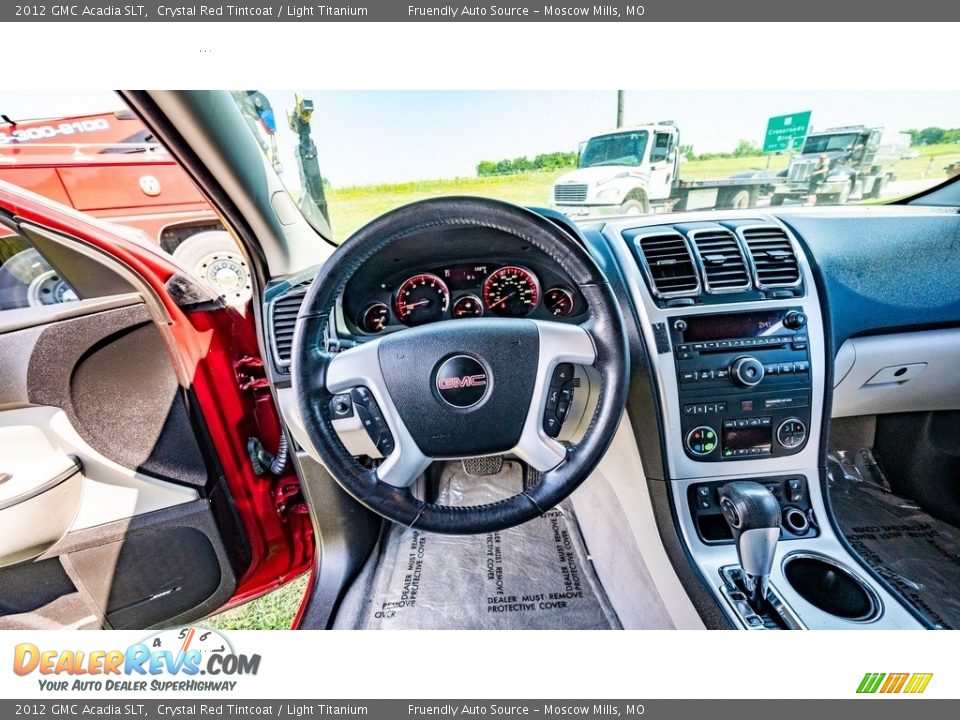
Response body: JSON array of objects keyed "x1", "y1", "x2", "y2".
[{"x1": 292, "y1": 196, "x2": 628, "y2": 534}]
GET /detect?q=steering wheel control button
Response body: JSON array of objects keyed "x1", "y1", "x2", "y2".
[
  {"x1": 434, "y1": 355, "x2": 489, "y2": 409},
  {"x1": 685, "y1": 425, "x2": 717, "y2": 456},
  {"x1": 329, "y1": 393, "x2": 354, "y2": 419},
  {"x1": 543, "y1": 364, "x2": 578, "y2": 438},
  {"x1": 776, "y1": 418, "x2": 807, "y2": 449},
  {"x1": 349, "y1": 387, "x2": 395, "y2": 455}
]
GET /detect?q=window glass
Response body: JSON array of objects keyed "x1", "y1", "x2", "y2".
[
  {"x1": 1, "y1": 92, "x2": 251, "y2": 307},
  {"x1": 0, "y1": 230, "x2": 78, "y2": 311},
  {"x1": 233, "y1": 91, "x2": 960, "y2": 243}
]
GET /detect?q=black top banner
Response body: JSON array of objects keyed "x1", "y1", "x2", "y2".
[{"x1": 5, "y1": 0, "x2": 957, "y2": 22}]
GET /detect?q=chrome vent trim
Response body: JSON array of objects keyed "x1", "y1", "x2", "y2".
[
  {"x1": 689, "y1": 227, "x2": 752, "y2": 293},
  {"x1": 739, "y1": 225, "x2": 802, "y2": 289},
  {"x1": 268, "y1": 284, "x2": 309, "y2": 370},
  {"x1": 634, "y1": 230, "x2": 701, "y2": 298}
]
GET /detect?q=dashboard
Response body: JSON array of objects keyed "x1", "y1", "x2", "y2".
[
  {"x1": 343, "y1": 261, "x2": 586, "y2": 335},
  {"x1": 336, "y1": 220, "x2": 590, "y2": 339},
  {"x1": 263, "y1": 200, "x2": 960, "y2": 632}
]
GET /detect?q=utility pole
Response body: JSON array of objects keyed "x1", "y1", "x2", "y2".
[{"x1": 616, "y1": 91, "x2": 625, "y2": 128}]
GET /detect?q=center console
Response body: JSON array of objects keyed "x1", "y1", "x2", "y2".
[
  {"x1": 672, "y1": 307, "x2": 812, "y2": 461},
  {"x1": 603, "y1": 215, "x2": 924, "y2": 630}
]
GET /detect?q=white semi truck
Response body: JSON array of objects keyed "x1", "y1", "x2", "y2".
[
  {"x1": 769, "y1": 125, "x2": 910, "y2": 205},
  {"x1": 551, "y1": 122, "x2": 776, "y2": 217},
  {"x1": 552, "y1": 122, "x2": 911, "y2": 216}
]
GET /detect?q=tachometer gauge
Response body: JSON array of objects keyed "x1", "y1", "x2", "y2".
[
  {"x1": 394, "y1": 273, "x2": 450, "y2": 325},
  {"x1": 544, "y1": 286, "x2": 575, "y2": 317},
  {"x1": 452, "y1": 294, "x2": 484, "y2": 318},
  {"x1": 482, "y1": 266, "x2": 540, "y2": 317},
  {"x1": 360, "y1": 302, "x2": 390, "y2": 333}
]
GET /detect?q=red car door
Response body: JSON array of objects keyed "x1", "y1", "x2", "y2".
[{"x1": 0, "y1": 181, "x2": 312, "y2": 630}]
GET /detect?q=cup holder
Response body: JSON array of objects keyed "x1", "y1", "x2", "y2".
[{"x1": 782, "y1": 553, "x2": 880, "y2": 622}]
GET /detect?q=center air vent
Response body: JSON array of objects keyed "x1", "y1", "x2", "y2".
[
  {"x1": 690, "y1": 228, "x2": 751, "y2": 292},
  {"x1": 269, "y1": 286, "x2": 308, "y2": 369},
  {"x1": 740, "y1": 226, "x2": 801, "y2": 288},
  {"x1": 635, "y1": 231, "x2": 700, "y2": 297}
]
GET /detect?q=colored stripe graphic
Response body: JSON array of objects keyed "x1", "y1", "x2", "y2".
[
  {"x1": 904, "y1": 673, "x2": 933, "y2": 694},
  {"x1": 880, "y1": 673, "x2": 909, "y2": 693},
  {"x1": 857, "y1": 672, "x2": 932, "y2": 694},
  {"x1": 857, "y1": 673, "x2": 885, "y2": 693}
]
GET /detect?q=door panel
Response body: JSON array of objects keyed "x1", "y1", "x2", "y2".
[
  {"x1": 0, "y1": 182, "x2": 313, "y2": 629},
  {"x1": 0, "y1": 455, "x2": 82, "y2": 567},
  {"x1": 0, "y1": 294, "x2": 245, "y2": 629},
  {"x1": 0, "y1": 216, "x2": 251, "y2": 629}
]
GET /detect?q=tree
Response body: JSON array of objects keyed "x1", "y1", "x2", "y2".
[{"x1": 732, "y1": 139, "x2": 762, "y2": 158}]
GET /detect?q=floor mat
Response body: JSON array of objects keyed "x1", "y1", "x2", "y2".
[
  {"x1": 333, "y1": 461, "x2": 621, "y2": 630},
  {"x1": 827, "y1": 449, "x2": 960, "y2": 629}
]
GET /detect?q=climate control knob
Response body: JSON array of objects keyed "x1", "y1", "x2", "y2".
[
  {"x1": 777, "y1": 418, "x2": 807, "y2": 449},
  {"x1": 685, "y1": 425, "x2": 718, "y2": 457},
  {"x1": 730, "y1": 356, "x2": 765, "y2": 388}
]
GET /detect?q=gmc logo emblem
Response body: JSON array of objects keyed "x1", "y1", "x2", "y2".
[
  {"x1": 434, "y1": 355, "x2": 491, "y2": 408},
  {"x1": 437, "y1": 374, "x2": 487, "y2": 390}
]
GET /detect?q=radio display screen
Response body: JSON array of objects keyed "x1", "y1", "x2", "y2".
[
  {"x1": 722, "y1": 424, "x2": 772, "y2": 454},
  {"x1": 682, "y1": 310, "x2": 785, "y2": 342}
]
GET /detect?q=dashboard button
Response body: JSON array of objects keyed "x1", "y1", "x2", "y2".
[{"x1": 680, "y1": 371, "x2": 697, "y2": 384}]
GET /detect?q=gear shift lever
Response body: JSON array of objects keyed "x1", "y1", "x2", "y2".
[{"x1": 718, "y1": 481, "x2": 781, "y2": 609}]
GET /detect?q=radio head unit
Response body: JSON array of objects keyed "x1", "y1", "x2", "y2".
[{"x1": 671, "y1": 307, "x2": 812, "y2": 462}]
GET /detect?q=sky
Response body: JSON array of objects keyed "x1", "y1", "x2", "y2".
[{"x1": 3, "y1": 90, "x2": 959, "y2": 186}]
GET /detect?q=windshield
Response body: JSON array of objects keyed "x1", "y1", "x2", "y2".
[
  {"x1": 579, "y1": 132, "x2": 649, "y2": 168},
  {"x1": 226, "y1": 91, "x2": 960, "y2": 243},
  {"x1": 802, "y1": 133, "x2": 860, "y2": 154}
]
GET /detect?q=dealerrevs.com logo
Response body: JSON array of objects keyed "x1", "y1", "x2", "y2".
[{"x1": 13, "y1": 627, "x2": 260, "y2": 692}]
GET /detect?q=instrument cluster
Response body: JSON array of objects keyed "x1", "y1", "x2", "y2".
[{"x1": 351, "y1": 263, "x2": 583, "y2": 335}]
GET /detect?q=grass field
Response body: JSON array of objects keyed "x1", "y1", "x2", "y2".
[
  {"x1": 202, "y1": 575, "x2": 309, "y2": 631},
  {"x1": 325, "y1": 144, "x2": 960, "y2": 242}
]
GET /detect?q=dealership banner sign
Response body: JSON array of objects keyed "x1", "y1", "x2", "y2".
[{"x1": 2, "y1": 0, "x2": 955, "y2": 22}]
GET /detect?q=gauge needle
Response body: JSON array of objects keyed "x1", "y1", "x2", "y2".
[
  {"x1": 400, "y1": 299, "x2": 431, "y2": 311},
  {"x1": 490, "y1": 292, "x2": 516, "y2": 308}
]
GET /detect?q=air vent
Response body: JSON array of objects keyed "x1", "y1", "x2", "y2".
[
  {"x1": 740, "y1": 226, "x2": 801, "y2": 288},
  {"x1": 635, "y1": 231, "x2": 700, "y2": 297},
  {"x1": 269, "y1": 286, "x2": 308, "y2": 369},
  {"x1": 690, "y1": 228, "x2": 751, "y2": 292}
]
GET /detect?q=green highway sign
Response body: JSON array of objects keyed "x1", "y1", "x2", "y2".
[{"x1": 763, "y1": 111, "x2": 812, "y2": 153}]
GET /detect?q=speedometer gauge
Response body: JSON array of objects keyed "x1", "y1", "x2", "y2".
[
  {"x1": 394, "y1": 273, "x2": 450, "y2": 325},
  {"x1": 482, "y1": 266, "x2": 540, "y2": 317}
]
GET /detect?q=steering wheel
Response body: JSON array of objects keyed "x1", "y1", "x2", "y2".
[{"x1": 292, "y1": 197, "x2": 628, "y2": 534}]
